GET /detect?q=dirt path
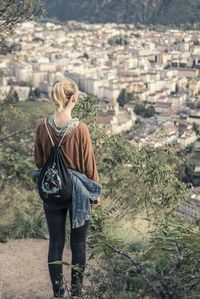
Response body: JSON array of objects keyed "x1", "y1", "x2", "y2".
[{"x1": 0, "y1": 239, "x2": 72, "y2": 299}]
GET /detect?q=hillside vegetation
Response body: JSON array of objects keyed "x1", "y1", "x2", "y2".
[
  {"x1": 45, "y1": 0, "x2": 200, "y2": 27},
  {"x1": 1, "y1": 97, "x2": 200, "y2": 298}
]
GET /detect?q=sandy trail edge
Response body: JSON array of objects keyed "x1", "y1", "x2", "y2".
[{"x1": 0, "y1": 239, "x2": 72, "y2": 299}]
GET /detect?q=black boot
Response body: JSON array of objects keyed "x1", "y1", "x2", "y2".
[
  {"x1": 53, "y1": 278, "x2": 65, "y2": 298},
  {"x1": 71, "y1": 265, "x2": 85, "y2": 297}
]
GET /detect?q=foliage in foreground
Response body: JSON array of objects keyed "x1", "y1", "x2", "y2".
[
  {"x1": 1, "y1": 97, "x2": 200, "y2": 298},
  {"x1": 84, "y1": 214, "x2": 200, "y2": 299}
]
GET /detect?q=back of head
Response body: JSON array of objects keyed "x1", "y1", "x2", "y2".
[{"x1": 51, "y1": 77, "x2": 79, "y2": 112}]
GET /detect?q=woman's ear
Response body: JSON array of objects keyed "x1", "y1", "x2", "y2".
[{"x1": 71, "y1": 95, "x2": 76, "y2": 103}]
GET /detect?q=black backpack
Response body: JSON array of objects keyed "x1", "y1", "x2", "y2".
[{"x1": 37, "y1": 118, "x2": 73, "y2": 205}]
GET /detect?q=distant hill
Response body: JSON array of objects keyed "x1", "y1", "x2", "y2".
[{"x1": 45, "y1": 0, "x2": 200, "y2": 27}]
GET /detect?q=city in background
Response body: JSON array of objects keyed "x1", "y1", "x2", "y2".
[{"x1": 1, "y1": 20, "x2": 200, "y2": 219}]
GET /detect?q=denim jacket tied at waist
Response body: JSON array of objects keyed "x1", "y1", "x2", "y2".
[{"x1": 69, "y1": 169, "x2": 102, "y2": 228}]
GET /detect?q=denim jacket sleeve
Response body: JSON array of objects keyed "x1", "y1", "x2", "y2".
[{"x1": 69, "y1": 169, "x2": 102, "y2": 228}]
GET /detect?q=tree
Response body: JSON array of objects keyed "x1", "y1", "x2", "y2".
[
  {"x1": 108, "y1": 35, "x2": 128, "y2": 46},
  {"x1": 0, "y1": 0, "x2": 43, "y2": 51},
  {"x1": 117, "y1": 89, "x2": 126, "y2": 107},
  {"x1": 134, "y1": 103, "x2": 145, "y2": 115},
  {"x1": 117, "y1": 89, "x2": 134, "y2": 107},
  {"x1": 134, "y1": 104, "x2": 155, "y2": 118},
  {"x1": 5, "y1": 86, "x2": 19, "y2": 103},
  {"x1": 192, "y1": 122, "x2": 200, "y2": 135},
  {"x1": 34, "y1": 87, "x2": 41, "y2": 98},
  {"x1": 143, "y1": 105, "x2": 156, "y2": 118}
]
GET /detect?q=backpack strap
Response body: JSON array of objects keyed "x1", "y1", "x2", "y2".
[{"x1": 45, "y1": 118, "x2": 55, "y2": 147}]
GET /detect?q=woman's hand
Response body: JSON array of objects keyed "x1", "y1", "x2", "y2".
[{"x1": 92, "y1": 196, "x2": 100, "y2": 208}]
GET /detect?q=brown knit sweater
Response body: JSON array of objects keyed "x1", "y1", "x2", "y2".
[{"x1": 34, "y1": 118, "x2": 99, "y2": 182}]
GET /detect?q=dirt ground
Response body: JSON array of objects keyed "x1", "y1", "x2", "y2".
[{"x1": 0, "y1": 239, "x2": 73, "y2": 299}]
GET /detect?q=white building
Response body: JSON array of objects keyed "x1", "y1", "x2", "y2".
[
  {"x1": 97, "y1": 102, "x2": 136, "y2": 134},
  {"x1": 15, "y1": 63, "x2": 33, "y2": 83},
  {"x1": 0, "y1": 86, "x2": 10, "y2": 101},
  {"x1": 179, "y1": 130, "x2": 197, "y2": 148},
  {"x1": 32, "y1": 71, "x2": 48, "y2": 87},
  {"x1": 177, "y1": 189, "x2": 200, "y2": 220},
  {"x1": 14, "y1": 86, "x2": 30, "y2": 101}
]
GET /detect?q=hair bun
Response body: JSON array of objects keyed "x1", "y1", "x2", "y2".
[{"x1": 51, "y1": 77, "x2": 79, "y2": 112}]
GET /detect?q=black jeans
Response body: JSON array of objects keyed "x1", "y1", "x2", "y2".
[{"x1": 43, "y1": 205, "x2": 90, "y2": 294}]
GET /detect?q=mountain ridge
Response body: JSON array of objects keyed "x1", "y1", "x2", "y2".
[{"x1": 45, "y1": 0, "x2": 200, "y2": 27}]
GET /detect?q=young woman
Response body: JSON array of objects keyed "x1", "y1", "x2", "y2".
[{"x1": 34, "y1": 77, "x2": 100, "y2": 298}]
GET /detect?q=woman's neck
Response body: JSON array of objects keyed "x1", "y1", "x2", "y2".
[{"x1": 54, "y1": 109, "x2": 72, "y2": 127}]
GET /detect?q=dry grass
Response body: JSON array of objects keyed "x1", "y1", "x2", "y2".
[{"x1": 104, "y1": 213, "x2": 151, "y2": 244}]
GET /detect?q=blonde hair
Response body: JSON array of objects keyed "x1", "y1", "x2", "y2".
[{"x1": 51, "y1": 77, "x2": 79, "y2": 112}]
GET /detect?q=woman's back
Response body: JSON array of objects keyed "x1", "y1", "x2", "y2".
[{"x1": 34, "y1": 118, "x2": 99, "y2": 182}]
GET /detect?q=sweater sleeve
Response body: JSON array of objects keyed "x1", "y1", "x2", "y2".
[
  {"x1": 34, "y1": 123, "x2": 44, "y2": 169},
  {"x1": 81, "y1": 124, "x2": 99, "y2": 182}
]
